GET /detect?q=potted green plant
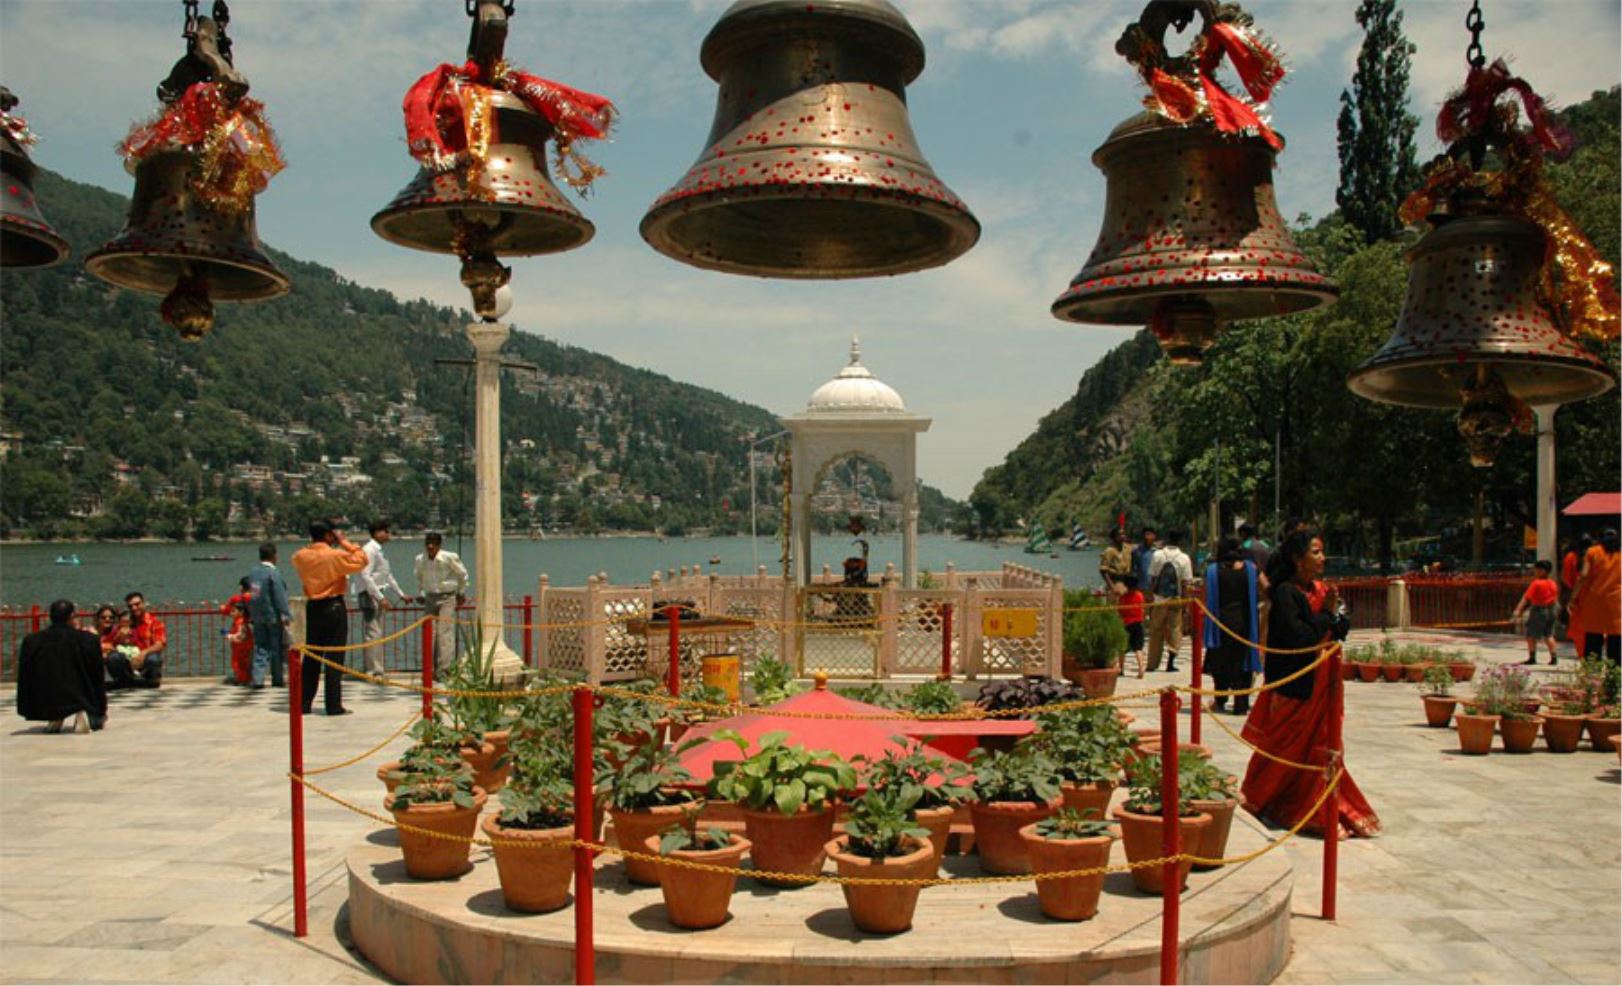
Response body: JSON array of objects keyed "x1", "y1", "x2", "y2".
[
  {"x1": 749, "y1": 656, "x2": 805, "y2": 705},
  {"x1": 1401, "y1": 644, "x2": 1435, "y2": 683},
  {"x1": 1418, "y1": 664, "x2": 1459, "y2": 728},
  {"x1": 1585, "y1": 661, "x2": 1621, "y2": 751},
  {"x1": 1447, "y1": 650, "x2": 1478, "y2": 683},
  {"x1": 856, "y1": 746, "x2": 970, "y2": 866},
  {"x1": 601, "y1": 736, "x2": 702, "y2": 886},
  {"x1": 1538, "y1": 657, "x2": 1602, "y2": 752},
  {"x1": 668, "y1": 681, "x2": 731, "y2": 742},
  {"x1": 1477, "y1": 664, "x2": 1542, "y2": 753},
  {"x1": 1111, "y1": 753, "x2": 1212, "y2": 895},
  {"x1": 387, "y1": 757, "x2": 485, "y2": 880},
  {"x1": 1031, "y1": 706, "x2": 1131, "y2": 821},
  {"x1": 825, "y1": 785, "x2": 936, "y2": 934},
  {"x1": 1378, "y1": 646, "x2": 1406, "y2": 683},
  {"x1": 598, "y1": 677, "x2": 669, "y2": 766},
  {"x1": 965, "y1": 746, "x2": 1063, "y2": 875},
  {"x1": 834, "y1": 682, "x2": 901, "y2": 709},
  {"x1": 904, "y1": 679, "x2": 962, "y2": 716},
  {"x1": 443, "y1": 624, "x2": 518, "y2": 793},
  {"x1": 1181, "y1": 751, "x2": 1239, "y2": 871},
  {"x1": 708, "y1": 729, "x2": 856, "y2": 886},
  {"x1": 647, "y1": 807, "x2": 751, "y2": 930},
  {"x1": 480, "y1": 741, "x2": 574, "y2": 912},
  {"x1": 1019, "y1": 807, "x2": 1115, "y2": 921},
  {"x1": 1060, "y1": 592, "x2": 1127, "y2": 698},
  {"x1": 1348, "y1": 642, "x2": 1383, "y2": 683},
  {"x1": 378, "y1": 710, "x2": 466, "y2": 793}
]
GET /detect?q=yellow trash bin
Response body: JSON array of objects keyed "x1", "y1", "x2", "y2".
[{"x1": 701, "y1": 654, "x2": 741, "y2": 702}]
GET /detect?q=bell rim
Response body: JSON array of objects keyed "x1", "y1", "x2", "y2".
[
  {"x1": 639, "y1": 183, "x2": 981, "y2": 279},
  {"x1": 0, "y1": 215, "x2": 71, "y2": 269},
  {"x1": 83, "y1": 245, "x2": 291, "y2": 302},
  {"x1": 369, "y1": 202, "x2": 596, "y2": 257},
  {"x1": 1050, "y1": 280, "x2": 1341, "y2": 326},
  {"x1": 701, "y1": 0, "x2": 925, "y2": 84},
  {"x1": 1346, "y1": 352, "x2": 1619, "y2": 409}
]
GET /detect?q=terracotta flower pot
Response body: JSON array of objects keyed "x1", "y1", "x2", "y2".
[
  {"x1": 1340, "y1": 660, "x2": 1358, "y2": 681},
  {"x1": 1499, "y1": 716, "x2": 1543, "y2": 753},
  {"x1": 913, "y1": 804, "x2": 954, "y2": 868},
  {"x1": 739, "y1": 805, "x2": 836, "y2": 886},
  {"x1": 459, "y1": 740, "x2": 509, "y2": 796},
  {"x1": 1586, "y1": 716, "x2": 1621, "y2": 751},
  {"x1": 1187, "y1": 794, "x2": 1238, "y2": 871},
  {"x1": 1404, "y1": 662, "x2": 1433, "y2": 683},
  {"x1": 1542, "y1": 712, "x2": 1589, "y2": 753},
  {"x1": 1421, "y1": 695, "x2": 1459, "y2": 729},
  {"x1": 644, "y1": 832, "x2": 751, "y2": 930},
  {"x1": 1454, "y1": 713, "x2": 1499, "y2": 755},
  {"x1": 1355, "y1": 662, "x2": 1381, "y2": 683},
  {"x1": 1078, "y1": 667, "x2": 1120, "y2": 700},
  {"x1": 1060, "y1": 780, "x2": 1116, "y2": 823},
  {"x1": 1111, "y1": 804, "x2": 1212, "y2": 895},
  {"x1": 825, "y1": 835, "x2": 936, "y2": 933},
  {"x1": 610, "y1": 801, "x2": 698, "y2": 885},
  {"x1": 1379, "y1": 662, "x2": 1405, "y2": 683},
  {"x1": 1019, "y1": 824, "x2": 1113, "y2": 921},
  {"x1": 1449, "y1": 662, "x2": 1477, "y2": 683},
  {"x1": 389, "y1": 787, "x2": 487, "y2": 880},
  {"x1": 968, "y1": 798, "x2": 1061, "y2": 875},
  {"x1": 481, "y1": 813, "x2": 573, "y2": 912}
]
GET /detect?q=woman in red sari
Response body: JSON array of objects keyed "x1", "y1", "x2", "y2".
[{"x1": 1241, "y1": 530, "x2": 1380, "y2": 838}]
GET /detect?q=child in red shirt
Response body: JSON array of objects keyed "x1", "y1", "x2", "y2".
[
  {"x1": 1513, "y1": 560, "x2": 1561, "y2": 665},
  {"x1": 1119, "y1": 575, "x2": 1147, "y2": 679}
]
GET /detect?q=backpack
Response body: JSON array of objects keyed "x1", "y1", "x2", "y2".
[{"x1": 1153, "y1": 552, "x2": 1182, "y2": 598}]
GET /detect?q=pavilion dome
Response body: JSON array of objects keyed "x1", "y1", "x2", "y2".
[{"x1": 805, "y1": 338, "x2": 907, "y2": 414}]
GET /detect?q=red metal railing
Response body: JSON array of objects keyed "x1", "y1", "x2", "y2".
[{"x1": 0, "y1": 598, "x2": 536, "y2": 681}]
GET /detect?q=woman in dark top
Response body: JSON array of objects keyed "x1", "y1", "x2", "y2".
[
  {"x1": 1239, "y1": 530, "x2": 1380, "y2": 838},
  {"x1": 1203, "y1": 537, "x2": 1260, "y2": 715}
]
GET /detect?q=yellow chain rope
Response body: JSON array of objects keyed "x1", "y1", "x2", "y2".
[
  {"x1": 304, "y1": 713, "x2": 419, "y2": 776},
  {"x1": 1178, "y1": 646, "x2": 1334, "y2": 699},
  {"x1": 298, "y1": 616, "x2": 430, "y2": 654}
]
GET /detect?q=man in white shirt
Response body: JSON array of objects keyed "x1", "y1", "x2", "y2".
[
  {"x1": 1146, "y1": 529, "x2": 1194, "y2": 673},
  {"x1": 351, "y1": 519, "x2": 411, "y2": 675},
  {"x1": 414, "y1": 531, "x2": 468, "y2": 675}
]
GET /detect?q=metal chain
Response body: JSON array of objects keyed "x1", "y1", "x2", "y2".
[
  {"x1": 1464, "y1": 0, "x2": 1486, "y2": 69},
  {"x1": 182, "y1": 0, "x2": 199, "y2": 41}
]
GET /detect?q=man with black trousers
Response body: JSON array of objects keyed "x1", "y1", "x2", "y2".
[
  {"x1": 290, "y1": 520, "x2": 368, "y2": 715},
  {"x1": 16, "y1": 599, "x2": 108, "y2": 733}
]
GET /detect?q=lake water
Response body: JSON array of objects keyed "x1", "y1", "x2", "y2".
[{"x1": 0, "y1": 534, "x2": 1103, "y2": 608}]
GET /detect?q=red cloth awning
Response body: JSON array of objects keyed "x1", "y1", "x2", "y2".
[
  {"x1": 1563, "y1": 492, "x2": 1621, "y2": 517},
  {"x1": 674, "y1": 681, "x2": 965, "y2": 783}
]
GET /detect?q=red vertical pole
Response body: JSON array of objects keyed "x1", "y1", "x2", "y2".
[
  {"x1": 572, "y1": 687, "x2": 597, "y2": 985},
  {"x1": 420, "y1": 616, "x2": 434, "y2": 721},
  {"x1": 522, "y1": 594, "x2": 535, "y2": 667},
  {"x1": 1322, "y1": 643, "x2": 1343, "y2": 921},
  {"x1": 29, "y1": 603, "x2": 42, "y2": 633},
  {"x1": 1189, "y1": 603, "x2": 1204, "y2": 747},
  {"x1": 288, "y1": 639, "x2": 308, "y2": 939},
  {"x1": 1159, "y1": 687, "x2": 1181, "y2": 985},
  {"x1": 938, "y1": 603, "x2": 954, "y2": 680},
  {"x1": 666, "y1": 605, "x2": 682, "y2": 698}
]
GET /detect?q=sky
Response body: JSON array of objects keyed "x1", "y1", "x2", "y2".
[{"x1": 2, "y1": 0, "x2": 1618, "y2": 498}]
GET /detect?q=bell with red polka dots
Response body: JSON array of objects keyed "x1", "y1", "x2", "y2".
[
  {"x1": 640, "y1": 0, "x2": 979, "y2": 279},
  {"x1": 1051, "y1": 112, "x2": 1338, "y2": 365},
  {"x1": 0, "y1": 87, "x2": 69, "y2": 269}
]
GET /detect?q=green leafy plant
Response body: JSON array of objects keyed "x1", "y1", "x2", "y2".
[
  {"x1": 497, "y1": 743, "x2": 574, "y2": 829},
  {"x1": 657, "y1": 807, "x2": 734, "y2": 854},
  {"x1": 841, "y1": 785, "x2": 932, "y2": 859},
  {"x1": 600, "y1": 736, "x2": 702, "y2": 812},
  {"x1": 1063, "y1": 590, "x2": 1128, "y2": 670},
  {"x1": 397, "y1": 708, "x2": 475, "y2": 776},
  {"x1": 1179, "y1": 753, "x2": 1238, "y2": 803},
  {"x1": 966, "y1": 746, "x2": 1062, "y2": 807},
  {"x1": 597, "y1": 677, "x2": 665, "y2": 741},
  {"x1": 443, "y1": 623, "x2": 511, "y2": 738},
  {"x1": 975, "y1": 676, "x2": 1081, "y2": 717},
  {"x1": 857, "y1": 745, "x2": 970, "y2": 809},
  {"x1": 708, "y1": 729, "x2": 857, "y2": 815},
  {"x1": 904, "y1": 679, "x2": 962, "y2": 716},
  {"x1": 672, "y1": 680, "x2": 733, "y2": 725},
  {"x1": 750, "y1": 656, "x2": 805, "y2": 705},
  {"x1": 389, "y1": 755, "x2": 477, "y2": 812},
  {"x1": 1122, "y1": 751, "x2": 1203, "y2": 817},
  {"x1": 1549, "y1": 657, "x2": 1620, "y2": 714},
  {"x1": 1032, "y1": 807, "x2": 1113, "y2": 840},
  {"x1": 1418, "y1": 663, "x2": 1453, "y2": 697},
  {"x1": 1029, "y1": 705, "x2": 1132, "y2": 784},
  {"x1": 835, "y1": 683, "x2": 902, "y2": 709}
]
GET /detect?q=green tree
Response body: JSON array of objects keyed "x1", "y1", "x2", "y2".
[
  {"x1": 98, "y1": 488, "x2": 151, "y2": 539},
  {"x1": 1336, "y1": 0, "x2": 1421, "y2": 244}
]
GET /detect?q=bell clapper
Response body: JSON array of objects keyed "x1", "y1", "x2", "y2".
[
  {"x1": 454, "y1": 216, "x2": 515, "y2": 321},
  {"x1": 160, "y1": 268, "x2": 215, "y2": 341},
  {"x1": 1149, "y1": 298, "x2": 1220, "y2": 366},
  {"x1": 1456, "y1": 365, "x2": 1518, "y2": 468}
]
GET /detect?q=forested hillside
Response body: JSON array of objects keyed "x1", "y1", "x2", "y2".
[
  {"x1": 969, "y1": 88, "x2": 1621, "y2": 570},
  {"x1": 0, "y1": 169, "x2": 958, "y2": 539}
]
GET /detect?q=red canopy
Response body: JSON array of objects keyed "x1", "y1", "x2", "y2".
[
  {"x1": 674, "y1": 680, "x2": 964, "y2": 783},
  {"x1": 1563, "y1": 492, "x2": 1621, "y2": 517}
]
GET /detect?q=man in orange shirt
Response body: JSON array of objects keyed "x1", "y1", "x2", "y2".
[{"x1": 291, "y1": 520, "x2": 368, "y2": 715}]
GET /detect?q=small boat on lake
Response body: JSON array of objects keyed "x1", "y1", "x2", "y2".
[
  {"x1": 190, "y1": 555, "x2": 234, "y2": 562},
  {"x1": 54, "y1": 554, "x2": 81, "y2": 566}
]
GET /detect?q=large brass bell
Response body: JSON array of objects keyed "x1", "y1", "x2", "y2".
[
  {"x1": 0, "y1": 87, "x2": 70, "y2": 269},
  {"x1": 371, "y1": 90, "x2": 594, "y2": 259},
  {"x1": 1347, "y1": 200, "x2": 1616, "y2": 464},
  {"x1": 640, "y1": 0, "x2": 979, "y2": 278}
]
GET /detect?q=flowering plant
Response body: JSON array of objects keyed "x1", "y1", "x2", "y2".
[{"x1": 1471, "y1": 664, "x2": 1538, "y2": 720}]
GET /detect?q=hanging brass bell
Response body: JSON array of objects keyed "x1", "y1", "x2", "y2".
[
  {"x1": 85, "y1": 148, "x2": 289, "y2": 334},
  {"x1": 1347, "y1": 201, "x2": 1616, "y2": 464},
  {"x1": 1052, "y1": 112, "x2": 1337, "y2": 363},
  {"x1": 371, "y1": 90, "x2": 594, "y2": 258},
  {"x1": 0, "y1": 87, "x2": 70, "y2": 269},
  {"x1": 640, "y1": 0, "x2": 979, "y2": 278}
]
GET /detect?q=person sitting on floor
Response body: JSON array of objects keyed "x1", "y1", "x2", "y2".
[
  {"x1": 106, "y1": 591, "x2": 167, "y2": 689},
  {"x1": 16, "y1": 599, "x2": 108, "y2": 733}
]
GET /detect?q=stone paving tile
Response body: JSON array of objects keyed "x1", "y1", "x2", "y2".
[{"x1": 2, "y1": 630, "x2": 1618, "y2": 984}]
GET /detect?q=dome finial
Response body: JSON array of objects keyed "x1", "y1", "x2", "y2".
[{"x1": 849, "y1": 336, "x2": 862, "y2": 366}]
